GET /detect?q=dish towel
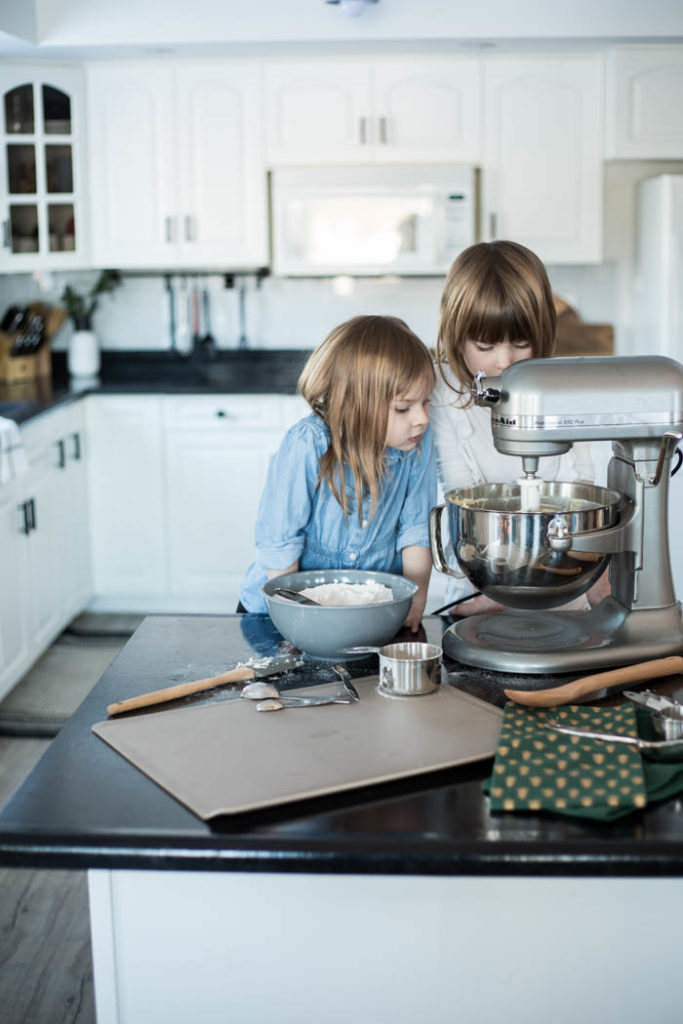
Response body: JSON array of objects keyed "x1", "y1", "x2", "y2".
[
  {"x1": 486, "y1": 703, "x2": 683, "y2": 822},
  {"x1": 0, "y1": 415, "x2": 28, "y2": 485}
]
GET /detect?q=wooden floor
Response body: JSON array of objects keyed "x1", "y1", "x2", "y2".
[{"x1": 0, "y1": 735, "x2": 96, "y2": 1024}]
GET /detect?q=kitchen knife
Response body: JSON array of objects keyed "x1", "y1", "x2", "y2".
[
  {"x1": 503, "y1": 655, "x2": 683, "y2": 708},
  {"x1": 106, "y1": 655, "x2": 302, "y2": 717}
]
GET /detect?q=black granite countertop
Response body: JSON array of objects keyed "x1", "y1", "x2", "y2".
[
  {"x1": 1, "y1": 614, "x2": 683, "y2": 877},
  {"x1": 0, "y1": 348, "x2": 312, "y2": 424}
]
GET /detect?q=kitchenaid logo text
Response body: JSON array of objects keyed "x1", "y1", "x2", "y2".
[{"x1": 494, "y1": 415, "x2": 590, "y2": 428}]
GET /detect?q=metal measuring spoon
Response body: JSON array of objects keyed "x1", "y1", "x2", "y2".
[
  {"x1": 541, "y1": 718, "x2": 683, "y2": 762},
  {"x1": 271, "y1": 588, "x2": 320, "y2": 605},
  {"x1": 255, "y1": 695, "x2": 355, "y2": 711}
]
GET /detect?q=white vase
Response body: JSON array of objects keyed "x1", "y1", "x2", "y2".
[{"x1": 68, "y1": 329, "x2": 100, "y2": 378}]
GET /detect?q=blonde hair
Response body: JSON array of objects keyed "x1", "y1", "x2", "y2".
[
  {"x1": 436, "y1": 241, "x2": 556, "y2": 403},
  {"x1": 299, "y1": 315, "x2": 435, "y2": 519}
]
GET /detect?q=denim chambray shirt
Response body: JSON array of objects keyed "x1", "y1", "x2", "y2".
[{"x1": 239, "y1": 413, "x2": 437, "y2": 613}]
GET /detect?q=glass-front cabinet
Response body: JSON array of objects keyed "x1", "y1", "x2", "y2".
[{"x1": 0, "y1": 66, "x2": 87, "y2": 270}]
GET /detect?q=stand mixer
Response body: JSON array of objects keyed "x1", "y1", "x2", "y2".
[{"x1": 430, "y1": 355, "x2": 683, "y2": 673}]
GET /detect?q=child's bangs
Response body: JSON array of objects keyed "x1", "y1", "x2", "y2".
[
  {"x1": 466, "y1": 300, "x2": 534, "y2": 346},
  {"x1": 390, "y1": 338, "x2": 436, "y2": 397}
]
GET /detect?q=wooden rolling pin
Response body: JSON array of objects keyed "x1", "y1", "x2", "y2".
[
  {"x1": 504, "y1": 655, "x2": 683, "y2": 708},
  {"x1": 106, "y1": 655, "x2": 301, "y2": 717}
]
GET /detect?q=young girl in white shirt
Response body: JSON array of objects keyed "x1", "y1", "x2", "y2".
[{"x1": 430, "y1": 240, "x2": 605, "y2": 616}]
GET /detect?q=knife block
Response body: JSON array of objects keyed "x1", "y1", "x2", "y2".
[{"x1": 0, "y1": 302, "x2": 65, "y2": 382}]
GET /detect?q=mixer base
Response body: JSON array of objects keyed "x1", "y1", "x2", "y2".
[{"x1": 443, "y1": 600, "x2": 683, "y2": 674}]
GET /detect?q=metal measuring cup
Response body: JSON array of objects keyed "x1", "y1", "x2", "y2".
[{"x1": 343, "y1": 642, "x2": 442, "y2": 697}]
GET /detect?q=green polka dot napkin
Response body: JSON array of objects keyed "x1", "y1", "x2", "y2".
[{"x1": 488, "y1": 704, "x2": 649, "y2": 821}]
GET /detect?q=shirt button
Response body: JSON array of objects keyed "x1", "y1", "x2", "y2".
[
  {"x1": 348, "y1": 552, "x2": 357, "y2": 561},
  {"x1": 362, "y1": 519, "x2": 368, "y2": 528}
]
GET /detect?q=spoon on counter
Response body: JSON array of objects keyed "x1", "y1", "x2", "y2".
[
  {"x1": 242, "y1": 664, "x2": 360, "y2": 710},
  {"x1": 503, "y1": 655, "x2": 683, "y2": 708}
]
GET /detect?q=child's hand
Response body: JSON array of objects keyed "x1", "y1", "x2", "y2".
[
  {"x1": 403, "y1": 596, "x2": 426, "y2": 633},
  {"x1": 447, "y1": 593, "x2": 503, "y2": 618}
]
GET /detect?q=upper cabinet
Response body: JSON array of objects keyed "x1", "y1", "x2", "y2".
[
  {"x1": 85, "y1": 61, "x2": 268, "y2": 269},
  {"x1": 265, "y1": 58, "x2": 482, "y2": 164},
  {"x1": 0, "y1": 65, "x2": 87, "y2": 271},
  {"x1": 482, "y1": 55, "x2": 603, "y2": 264},
  {"x1": 605, "y1": 47, "x2": 683, "y2": 159}
]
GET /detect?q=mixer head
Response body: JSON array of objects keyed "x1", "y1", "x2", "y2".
[{"x1": 472, "y1": 355, "x2": 683, "y2": 463}]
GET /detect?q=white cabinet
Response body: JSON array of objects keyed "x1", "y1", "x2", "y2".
[
  {"x1": 0, "y1": 483, "x2": 30, "y2": 697},
  {"x1": 0, "y1": 64, "x2": 87, "y2": 272},
  {"x1": 85, "y1": 60, "x2": 268, "y2": 269},
  {"x1": 85, "y1": 393, "x2": 304, "y2": 613},
  {"x1": 265, "y1": 57, "x2": 481, "y2": 164},
  {"x1": 85, "y1": 395, "x2": 167, "y2": 601},
  {"x1": 52, "y1": 402, "x2": 91, "y2": 620},
  {"x1": 606, "y1": 47, "x2": 683, "y2": 158},
  {"x1": 164, "y1": 396, "x2": 285, "y2": 607},
  {"x1": 482, "y1": 55, "x2": 603, "y2": 264},
  {"x1": 0, "y1": 403, "x2": 92, "y2": 699}
]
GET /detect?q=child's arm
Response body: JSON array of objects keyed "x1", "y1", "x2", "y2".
[
  {"x1": 401, "y1": 545, "x2": 432, "y2": 633},
  {"x1": 254, "y1": 420, "x2": 321, "y2": 579},
  {"x1": 266, "y1": 562, "x2": 299, "y2": 579}
]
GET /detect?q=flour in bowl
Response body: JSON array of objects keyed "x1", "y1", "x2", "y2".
[{"x1": 299, "y1": 581, "x2": 394, "y2": 606}]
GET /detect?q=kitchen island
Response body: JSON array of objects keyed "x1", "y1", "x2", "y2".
[{"x1": 0, "y1": 614, "x2": 682, "y2": 1023}]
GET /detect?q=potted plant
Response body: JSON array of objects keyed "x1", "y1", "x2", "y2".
[{"x1": 60, "y1": 269, "x2": 122, "y2": 377}]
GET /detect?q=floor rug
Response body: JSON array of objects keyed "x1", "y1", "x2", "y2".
[{"x1": 0, "y1": 616, "x2": 138, "y2": 737}]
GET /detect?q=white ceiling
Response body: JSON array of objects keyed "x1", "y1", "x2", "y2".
[{"x1": 1, "y1": 0, "x2": 682, "y2": 59}]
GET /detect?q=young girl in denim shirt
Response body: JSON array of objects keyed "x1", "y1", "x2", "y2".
[{"x1": 239, "y1": 315, "x2": 437, "y2": 632}]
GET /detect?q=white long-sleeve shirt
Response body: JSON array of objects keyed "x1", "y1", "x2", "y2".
[{"x1": 430, "y1": 364, "x2": 599, "y2": 603}]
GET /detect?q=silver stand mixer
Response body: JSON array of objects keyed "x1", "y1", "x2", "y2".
[{"x1": 430, "y1": 355, "x2": 683, "y2": 673}]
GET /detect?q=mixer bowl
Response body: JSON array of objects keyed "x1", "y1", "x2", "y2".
[{"x1": 438, "y1": 481, "x2": 624, "y2": 610}]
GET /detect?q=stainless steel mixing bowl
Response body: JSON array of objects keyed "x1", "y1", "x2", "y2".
[
  {"x1": 262, "y1": 569, "x2": 417, "y2": 659},
  {"x1": 431, "y1": 481, "x2": 624, "y2": 610}
]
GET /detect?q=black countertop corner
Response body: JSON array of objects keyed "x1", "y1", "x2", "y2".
[
  {"x1": 1, "y1": 614, "x2": 683, "y2": 877},
  {"x1": 0, "y1": 347, "x2": 313, "y2": 423}
]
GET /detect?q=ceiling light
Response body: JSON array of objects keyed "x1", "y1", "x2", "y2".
[{"x1": 325, "y1": 0, "x2": 379, "y2": 17}]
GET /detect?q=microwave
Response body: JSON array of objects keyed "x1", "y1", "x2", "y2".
[{"x1": 271, "y1": 165, "x2": 479, "y2": 277}]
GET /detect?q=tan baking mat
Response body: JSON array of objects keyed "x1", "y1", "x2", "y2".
[{"x1": 92, "y1": 678, "x2": 503, "y2": 819}]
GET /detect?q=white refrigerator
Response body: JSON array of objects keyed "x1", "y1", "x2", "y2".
[{"x1": 633, "y1": 173, "x2": 683, "y2": 597}]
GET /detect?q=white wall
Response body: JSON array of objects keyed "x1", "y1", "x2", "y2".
[
  {"x1": 31, "y1": 0, "x2": 683, "y2": 48},
  {"x1": 0, "y1": 1, "x2": 37, "y2": 44}
]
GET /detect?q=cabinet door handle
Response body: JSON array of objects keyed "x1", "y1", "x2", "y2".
[
  {"x1": 2, "y1": 219, "x2": 9, "y2": 249},
  {"x1": 378, "y1": 116, "x2": 388, "y2": 144},
  {"x1": 18, "y1": 500, "x2": 31, "y2": 536},
  {"x1": 57, "y1": 438, "x2": 66, "y2": 469},
  {"x1": 489, "y1": 212, "x2": 497, "y2": 240},
  {"x1": 359, "y1": 117, "x2": 368, "y2": 145},
  {"x1": 184, "y1": 216, "x2": 195, "y2": 242},
  {"x1": 71, "y1": 431, "x2": 81, "y2": 461},
  {"x1": 28, "y1": 497, "x2": 36, "y2": 532},
  {"x1": 165, "y1": 216, "x2": 176, "y2": 243}
]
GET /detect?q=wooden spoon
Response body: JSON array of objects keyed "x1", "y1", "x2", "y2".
[{"x1": 504, "y1": 655, "x2": 683, "y2": 708}]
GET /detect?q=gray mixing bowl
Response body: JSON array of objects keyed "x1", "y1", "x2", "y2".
[
  {"x1": 436, "y1": 480, "x2": 624, "y2": 610},
  {"x1": 262, "y1": 569, "x2": 417, "y2": 659}
]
